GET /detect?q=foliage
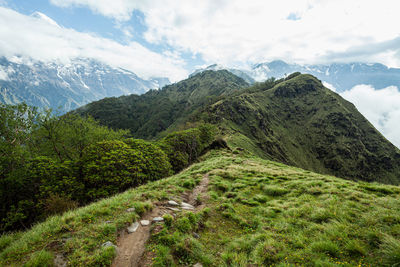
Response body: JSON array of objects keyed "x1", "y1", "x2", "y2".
[
  {"x1": 30, "y1": 113, "x2": 128, "y2": 162},
  {"x1": 81, "y1": 140, "x2": 171, "y2": 200},
  {"x1": 0, "y1": 104, "x2": 197, "y2": 231},
  {"x1": 158, "y1": 124, "x2": 216, "y2": 172}
]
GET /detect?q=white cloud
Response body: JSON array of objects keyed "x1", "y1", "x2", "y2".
[
  {"x1": 0, "y1": 7, "x2": 187, "y2": 81},
  {"x1": 341, "y1": 85, "x2": 400, "y2": 148},
  {"x1": 322, "y1": 82, "x2": 336, "y2": 92},
  {"x1": 50, "y1": 0, "x2": 400, "y2": 68}
]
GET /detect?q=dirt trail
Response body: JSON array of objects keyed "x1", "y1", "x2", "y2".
[
  {"x1": 112, "y1": 173, "x2": 209, "y2": 267},
  {"x1": 185, "y1": 173, "x2": 209, "y2": 209}
]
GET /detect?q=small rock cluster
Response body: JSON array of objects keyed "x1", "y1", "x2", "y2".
[{"x1": 100, "y1": 200, "x2": 197, "y2": 254}]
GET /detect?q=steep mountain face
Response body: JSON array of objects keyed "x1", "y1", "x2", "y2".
[
  {"x1": 204, "y1": 74, "x2": 400, "y2": 183},
  {"x1": 252, "y1": 60, "x2": 400, "y2": 91},
  {"x1": 75, "y1": 70, "x2": 249, "y2": 138},
  {"x1": 0, "y1": 57, "x2": 169, "y2": 113}
]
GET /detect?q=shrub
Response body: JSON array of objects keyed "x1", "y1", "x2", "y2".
[
  {"x1": 124, "y1": 138, "x2": 172, "y2": 180},
  {"x1": 158, "y1": 124, "x2": 216, "y2": 172},
  {"x1": 81, "y1": 140, "x2": 172, "y2": 200}
]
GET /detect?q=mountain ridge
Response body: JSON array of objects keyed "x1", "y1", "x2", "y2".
[{"x1": 76, "y1": 70, "x2": 400, "y2": 184}]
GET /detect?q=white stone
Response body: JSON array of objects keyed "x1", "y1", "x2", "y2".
[
  {"x1": 168, "y1": 200, "x2": 179, "y2": 206},
  {"x1": 127, "y1": 222, "x2": 139, "y2": 233},
  {"x1": 181, "y1": 202, "x2": 195, "y2": 209},
  {"x1": 126, "y1": 207, "x2": 135, "y2": 212},
  {"x1": 152, "y1": 217, "x2": 164, "y2": 222},
  {"x1": 140, "y1": 220, "x2": 150, "y2": 226}
]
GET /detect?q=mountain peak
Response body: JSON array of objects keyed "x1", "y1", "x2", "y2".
[
  {"x1": 274, "y1": 74, "x2": 322, "y2": 97},
  {"x1": 31, "y1": 11, "x2": 59, "y2": 27}
]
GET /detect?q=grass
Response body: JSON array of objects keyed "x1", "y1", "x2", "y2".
[
  {"x1": 146, "y1": 150, "x2": 400, "y2": 266},
  {"x1": 1, "y1": 150, "x2": 400, "y2": 266}
]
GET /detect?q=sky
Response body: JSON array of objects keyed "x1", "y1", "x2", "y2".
[
  {"x1": 1, "y1": 0, "x2": 400, "y2": 147},
  {"x1": 2, "y1": 0, "x2": 400, "y2": 80}
]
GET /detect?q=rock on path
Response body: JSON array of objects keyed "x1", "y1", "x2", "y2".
[
  {"x1": 140, "y1": 220, "x2": 150, "y2": 226},
  {"x1": 127, "y1": 222, "x2": 139, "y2": 233},
  {"x1": 152, "y1": 217, "x2": 164, "y2": 222}
]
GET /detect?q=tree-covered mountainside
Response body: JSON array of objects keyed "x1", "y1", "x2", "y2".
[
  {"x1": 74, "y1": 70, "x2": 249, "y2": 139},
  {"x1": 76, "y1": 71, "x2": 400, "y2": 184}
]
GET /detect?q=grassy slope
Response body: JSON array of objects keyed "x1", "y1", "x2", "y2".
[
  {"x1": 1, "y1": 150, "x2": 400, "y2": 266},
  {"x1": 203, "y1": 74, "x2": 400, "y2": 184}
]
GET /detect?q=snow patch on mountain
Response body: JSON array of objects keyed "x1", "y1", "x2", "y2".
[{"x1": 0, "y1": 56, "x2": 170, "y2": 113}]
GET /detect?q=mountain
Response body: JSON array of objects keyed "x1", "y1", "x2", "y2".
[
  {"x1": 251, "y1": 60, "x2": 400, "y2": 92},
  {"x1": 203, "y1": 73, "x2": 400, "y2": 184},
  {"x1": 76, "y1": 70, "x2": 400, "y2": 184},
  {"x1": 0, "y1": 57, "x2": 170, "y2": 113},
  {"x1": 74, "y1": 70, "x2": 249, "y2": 138},
  {"x1": 190, "y1": 64, "x2": 255, "y2": 84}
]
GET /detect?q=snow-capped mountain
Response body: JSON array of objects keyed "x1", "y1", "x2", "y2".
[
  {"x1": 0, "y1": 57, "x2": 170, "y2": 113},
  {"x1": 190, "y1": 64, "x2": 255, "y2": 84},
  {"x1": 251, "y1": 60, "x2": 400, "y2": 92},
  {"x1": 192, "y1": 61, "x2": 400, "y2": 92}
]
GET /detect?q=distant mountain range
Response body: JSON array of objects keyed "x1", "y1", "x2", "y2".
[
  {"x1": 193, "y1": 60, "x2": 400, "y2": 92},
  {"x1": 0, "y1": 57, "x2": 170, "y2": 113},
  {"x1": 2, "y1": 57, "x2": 399, "y2": 113}
]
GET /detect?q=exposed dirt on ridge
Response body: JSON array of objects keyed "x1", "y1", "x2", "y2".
[
  {"x1": 184, "y1": 173, "x2": 210, "y2": 210},
  {"x1": 112, "y1": 173, "x2": 210, "y2": 267}
]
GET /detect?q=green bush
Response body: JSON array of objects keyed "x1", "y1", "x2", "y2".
[
  {"x1": 124, "y1": 138, "x2": 173, "y2": 180},
  {"x1": 81, "y1": 140, "x2": 172, "y2": 200},
  {"x1": 158, "y1": 124, "x2": 216, "y2": 172}
]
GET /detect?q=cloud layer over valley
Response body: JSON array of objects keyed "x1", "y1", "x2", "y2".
[{"x1": 341, "y1": 85, "x2": 400, "y2": 148}]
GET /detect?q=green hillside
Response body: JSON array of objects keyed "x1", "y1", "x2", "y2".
[
  {"x1": 77, "y1": 71, "x2": 400, "y2": 184},
  {"x1": 1, "y1": 150, "x2": 400, "y2": 266},
  {"x1": 74, "y1": 70, "x2": 249, "y2": 139},
  {"x1": 202, "y1": 74, "x2": 400, "y2": 184}
]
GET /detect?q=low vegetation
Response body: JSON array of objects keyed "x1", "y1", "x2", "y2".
[
  {"x1": 147, "y1": 150, "x2": 400, "y2": 266},
  {"x1": 1, "y1": 150, "x2": 399, "y2": 266}
]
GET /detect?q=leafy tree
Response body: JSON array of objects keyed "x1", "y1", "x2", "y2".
[{"x1": 30, "y1": 113, "x2": 129, "y2": 162}]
